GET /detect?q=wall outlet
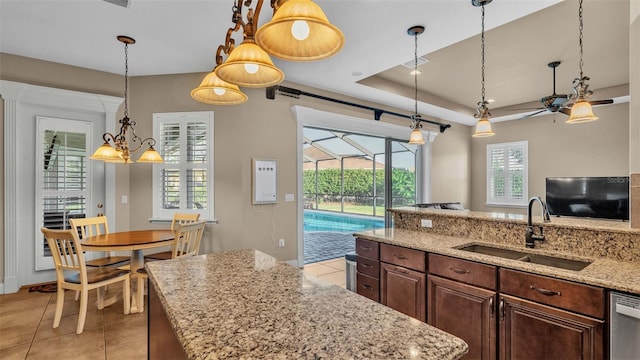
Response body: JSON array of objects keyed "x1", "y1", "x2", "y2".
[
  {"x1": 284, "y1": 193, "x2": 295, "y2": 202},
  {"x1": 278, "y1": 239, "x2": 285, "y2": 248},
  {"x1": 421, "y1": 219, "x2": 433, "y2": 228},
  {"x1": 121, "y1": 195, "x2": 128, "y2": 204}
]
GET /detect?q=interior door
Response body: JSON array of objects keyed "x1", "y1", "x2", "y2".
[{"x1": 35, "y1": 116, "x2": 105, "y2": 270}]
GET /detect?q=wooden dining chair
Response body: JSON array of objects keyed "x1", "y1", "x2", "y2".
[
  {"x1": 144, "y1": 213, "x2": 201, "y2": 261},
  {"x1": 41, "y1": 227, "x2": 131, "y2": 334},
  {"x1": 136, "y1": 220, "x2": 206, "y2": 312},
  {"x1": 69, "y1": 216, "x2": 130, "y2": 267}
]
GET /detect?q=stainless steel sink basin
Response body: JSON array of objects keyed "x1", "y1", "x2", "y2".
[{"x1": 457, "y1": 244, "x2": 592, "y2": 271}]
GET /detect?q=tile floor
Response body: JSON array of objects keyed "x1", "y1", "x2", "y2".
[{"x1": 0, "y1": 257, "x2": 347, "y2": 359}]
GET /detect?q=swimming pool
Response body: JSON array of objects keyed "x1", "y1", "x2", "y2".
[{"x1": 304, "y1": 210, "x2": 385, "y2": 232}]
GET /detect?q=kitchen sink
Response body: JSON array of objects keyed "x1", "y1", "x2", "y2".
[{"x1": 457, "y1": 244, "x2": 592, "y2": 271}]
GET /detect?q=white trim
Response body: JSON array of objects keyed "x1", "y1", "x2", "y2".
[
  {"x1": 292, "y1": 105, "x2": 438, "y2": 266},
  {"x1": 0, "y1": 80, "x2": 122, "y2": 294}
]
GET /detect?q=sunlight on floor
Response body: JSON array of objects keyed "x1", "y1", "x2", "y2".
[{"x1": 302, "y1": 257, "x2": 347, "y2": 289}]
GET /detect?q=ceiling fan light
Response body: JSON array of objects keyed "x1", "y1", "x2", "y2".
[
  {"x1": 215, "y1": 39, "x2": 285, "y2": 88},
  {"x1": 191, "y1": 70, "x2": 248, "y2": 105},
  {"x1": 408, "y1": 128, "x2": 425, "y2": 144},
  {"x1": 472, "y1": 118, "x2": 495, "y2": 137},
  {"x1": 255, "y1": 0, "x2": 344, "y2": 61},
  {"x1": 566, "y1": 100, "x2": 598, "y2": 124}
]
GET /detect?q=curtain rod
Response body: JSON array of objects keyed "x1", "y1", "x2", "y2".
[{"x1": 265, "y1": 85, "x2": 451, "y2": 133}]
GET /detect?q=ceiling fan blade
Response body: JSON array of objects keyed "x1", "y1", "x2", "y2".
[
  {"x1": 559, "y1": 108, "x2": 571, "y2": 116},
  {"x1": 506, "y1": 107, "x2": 545, "y2": 111},
  {"x1": 589, "y1": 99, "x2": 614, "y2": 106},
  {"x1": 519, "y1": 109, "x2": 547, "y2": 120}
]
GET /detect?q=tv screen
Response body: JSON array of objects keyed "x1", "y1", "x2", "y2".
[{"x1": 545, "y1": 177, "x2": 629, "y2": 220}]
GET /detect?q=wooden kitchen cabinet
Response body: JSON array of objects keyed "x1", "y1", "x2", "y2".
[
  {"x1": 499, "y1": 294, "x2": 604, "y2": 360},
  {"x1": 428, "y1": 254, "x2": 497, "y2": 359},
  {"x1": 355, "y1": 238, "x2": 380, "y2": 302},
  {"x1": 381, "y1": 262, "x2": 426, "y2": 321}
]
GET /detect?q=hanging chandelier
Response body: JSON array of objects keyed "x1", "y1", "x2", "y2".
[
  {"x1": 407, "y1": 25, "x2": 425, "y2": 145},
  {"x1": 471, "y1": 0, "x2": 495, "y2": 138},
  {"x1": 566, "y1": 0, "x2": 598, "y2": 124},
  {"x1": 91, "y1": 36, "x2": 163, "y2": 164},
  {"x1": 191, "y1": 0, "x2": 344, "y2": 105}
]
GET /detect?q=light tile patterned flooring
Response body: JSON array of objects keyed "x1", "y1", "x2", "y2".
[{"x1": 0, "y1": 257, "x2": 346, "y2": 359}]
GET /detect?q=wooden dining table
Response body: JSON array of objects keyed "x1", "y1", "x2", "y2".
[{"x1": 82, "y1": 229, "x2": 174, "y2": 313}]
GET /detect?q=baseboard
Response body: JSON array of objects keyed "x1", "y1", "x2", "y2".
[{"x1": 285, "y1": 259, "x2": 301, "y2": 268}]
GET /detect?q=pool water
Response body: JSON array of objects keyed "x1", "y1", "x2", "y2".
[{"x1": 304, "y1": 210, "x2": 384, "y2": 232}]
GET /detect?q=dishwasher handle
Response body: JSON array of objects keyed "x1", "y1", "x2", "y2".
[{"x1": 616, "y1": 303, "x2": 640, "y2": 320}]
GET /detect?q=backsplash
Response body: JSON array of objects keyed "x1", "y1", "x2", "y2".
[{"x1": 391, "y1": 208, "x2": 640, "y2": 262}]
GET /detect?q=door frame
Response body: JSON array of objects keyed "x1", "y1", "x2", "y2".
[
  {"x1": 1, "y1": 80, "x2": 122, "y2": 294},
  {"x1": 293, "y1": 105, "x2": 438, "y2": 267}
]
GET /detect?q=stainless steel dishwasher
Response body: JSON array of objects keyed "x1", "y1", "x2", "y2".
[{"x1": 610, "y1": 292, "x2": 640, "y2": 359}]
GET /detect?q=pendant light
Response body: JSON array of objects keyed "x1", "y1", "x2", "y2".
[
  {"x1": 191, "y1": 66, "x2": 248, "y2": 105},
  {"x1": 91, "y1": 36, "x2": 163, "y2": 164},
  {"x1": 407, "y1": 25, "x2": 425, "y2": 145},
  {"x1": 471, "y1": 0, "x2": 495, "y2": 138},
  {"x1": 255, "y1": 0, "x2": 345, "y2": 61},
  {"x1": 566, "y1": 0, "x2": 598, "y2": 124},
  {"x1": 215, "y1": 38, "x2": 285, "y2": 88}
]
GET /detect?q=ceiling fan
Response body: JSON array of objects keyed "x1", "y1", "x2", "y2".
[{"x1": 517, "y1": 61, "x2": 613, "y2": 120}]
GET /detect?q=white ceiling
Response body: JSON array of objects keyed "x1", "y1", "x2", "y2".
[{"x1": 0, "y1": 0, "x2": 630, "y2": 127}]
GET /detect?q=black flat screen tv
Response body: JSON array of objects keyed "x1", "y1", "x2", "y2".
[{"x1": 545, "y1": 177, "x2": 629, "y2": 220}]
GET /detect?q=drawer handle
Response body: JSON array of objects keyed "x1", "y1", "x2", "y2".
[
  {"x1": 449, "y1": 267, "x2": 470, "y2": 274},
  {"x1": 360, "y1": 246, "x2": 372, "y2": 251},
  {"x1": 394, "y1": 254, "x2": 408, "y2": 260},
  {"x1": 530, "y1": 285, "x2": 561, "y2": 297},
  {"x1": 362, "y1": 284, "x2": 372, "y2": 290},
  {"x1": 362, "y1": 263, "x2": 372, "y2": 268}
]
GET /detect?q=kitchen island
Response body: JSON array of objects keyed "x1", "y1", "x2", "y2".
[{"x1": 146, "y1": 249, "x2": 468, "y2": 359}]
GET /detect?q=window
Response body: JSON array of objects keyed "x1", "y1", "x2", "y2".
[
  {"x1": 152, "y1": 111, "x2": 214, "y2": 220},
  {"x1": 486, "y1": 141, "x2": 528, "y2": 207}
]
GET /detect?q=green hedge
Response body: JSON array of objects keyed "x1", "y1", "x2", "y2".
[{"x1": 303, "y1": 168, "x2": 415, "y2": 203}]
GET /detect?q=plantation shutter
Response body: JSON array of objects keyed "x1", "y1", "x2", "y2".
[
  {"x1": 486, "y1": 141, "x2": 528, "y2": 206},
  {"x1": 152, "y1": 112, "x2": 214, "y2": 220}
]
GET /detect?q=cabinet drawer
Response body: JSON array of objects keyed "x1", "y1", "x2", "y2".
[
  {"x1": 380, "y1": 243, "x2": 426, "y2": 272},
  {"x1": 357, "y1": 273, "x2": 380, "y2": 302},
  {"x1": 356, "y1": 256, "x2": 380, "y2": 278},
  {"x1": 356, "y1": 238, "x2": 379, "y2": 260},
  {"x1": 429, "y1": 253, "x2": 497, "y2": 290},
  {"x1": 499, "y1": 268, "x2": 604, "y2": 319}
]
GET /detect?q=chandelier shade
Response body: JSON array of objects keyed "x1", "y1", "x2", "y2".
[
  {"x1": 255, "y1": 0, "x2": 344, "y2": 61},
  {"x1": 472, "y1": 117, "x2": 495, "y2": 137},
  {"x1": 191, "y1": 69, "x2": 248, "y2": 105},
  {"x1": 408, "y1": 128, "x2": 425, "y2": 145},
  {"x1": 566, "y1": 100, "x2": 598, "y2": 124},
  {"x1": 215, "y1": 39, "x2": 285, "y2": 88}
]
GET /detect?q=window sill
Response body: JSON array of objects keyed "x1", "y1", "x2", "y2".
[
  {"x1": 148, "y1": 218, "x2": 219, "y2": 225},
  {"x1": 484, "y1": 203, "x2": 527, "y2": 209}
]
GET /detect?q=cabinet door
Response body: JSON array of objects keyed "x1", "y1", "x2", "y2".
[
  {"x1": 380, "y1": 263, "x2": 426, "y2": 322},
  {"x1": 499, "y1": 295, "x2": 604, "y2": 360},
  {"x1": 428, "y1": 275, "x2": 496, "y2": 360}
]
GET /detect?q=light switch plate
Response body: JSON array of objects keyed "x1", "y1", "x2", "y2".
[{"x1": 284, "y1": 193, "x2": 294, "y2": 202}]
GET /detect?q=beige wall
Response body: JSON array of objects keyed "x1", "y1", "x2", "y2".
[
  {"x1": 470, "y1": 103, "x2": 630, "y2": 215},
  {"x1": 431, "y1": 123, "x2": 471, "y2": 207}
]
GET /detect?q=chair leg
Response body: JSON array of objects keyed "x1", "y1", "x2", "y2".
[
  {"x1": 123, "y1": 276, "x2": 131, "y2": 315},
  {"x1": 53, "y1": 286, "x2": 65, "y2": 329},
  {"x1": 136, "y1": 274, "x2": 146, "y2": 313},
  {"x1": 77, "y1": 289, "x2": 89, "y2": 334},
  {"x1": 97, "y1": 286, "x2": 105, "y2": 310},
  {"x1": 74, "y1": 290, "x2": 80, "y2": 301}
]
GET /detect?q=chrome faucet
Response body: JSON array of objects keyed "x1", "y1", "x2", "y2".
[{"x1": 525, "y1": 196, "x2": 551, "y2": 248}]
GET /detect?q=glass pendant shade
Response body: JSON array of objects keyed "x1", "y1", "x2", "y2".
[
  {"x1": 408, "y1": 129, "x2": 425, "y2": 144},
  {"x1": 191, "y1": 70, "x2": 248, "y2": 105},
  {"x1": 472, "y1": 117, "x2": 495, "y2": 137},
  {"x1": 566, "y1": 99, "x2": 598, "y2": 124},
  {"x1": 255, "y1": 0, "x2": 345, "y2": 61},
  {"x1": 90, "y1": 142, "x2": 120, "y2": 161},
  {"x1": 137, "y1": 146, "x2": 164, "y2": 163},
  {"x1": 215, "y1": 39, "x2": 285, "y2": 88}
]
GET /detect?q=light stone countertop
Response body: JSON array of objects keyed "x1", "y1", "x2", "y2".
[
  {"x1": 145, "y1": 249, "x2": 469, "y2": 360},
  {"x1": 354, "y1": 228, "x2": 640, "y2": 295}
]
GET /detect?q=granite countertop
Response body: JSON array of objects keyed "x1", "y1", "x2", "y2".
[
  {"x1": 393, "y1": 207, "x2": 640, "y2": 234},
  {"x1": 145, "y1": 249, "x2": 468, "y2": 360},
  {"x1": 355, "y1": 227, "x2": 640, "y2": 295}
]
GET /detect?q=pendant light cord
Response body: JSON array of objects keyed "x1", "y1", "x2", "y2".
[
  {"x1": 480, "y1": 4, "x2": 486, "y2": 104},
  {"x1": 413, "y1": 30, "x2": 419, "y2": 120},
  {"x1": 578, "y1": 0, "x2": 584, "y2": 79},
  {"x1": 123, "y1": 41, "x2": 129, "y2": 118}
]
